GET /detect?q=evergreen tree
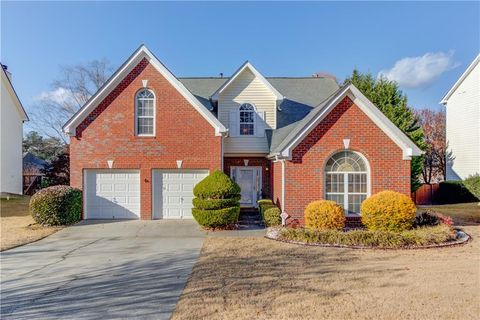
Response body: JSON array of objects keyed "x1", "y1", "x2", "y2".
[{"x1": 344, "y1": 69, "x2": 425, "y2": 191}]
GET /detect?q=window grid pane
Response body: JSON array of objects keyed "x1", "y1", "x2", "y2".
[{"x1": 137, "y1": 118, "x2": 153, "y2": 135}]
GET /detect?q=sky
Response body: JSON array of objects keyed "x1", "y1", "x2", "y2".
[{"x1": 1, "y1": 1, "x2": 479, "y2": 134}]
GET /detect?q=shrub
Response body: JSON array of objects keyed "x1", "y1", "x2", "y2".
[
  {"x1": 30, "y1": 185, "x2": 82, "y2": 226},
  {"x1": 464, "y1": 174, "x2": 480, "y2": 200},
  {"x1": 361, "y1": 190, "x2": 416, "y2": 232},
  {"x1": 192, "y1": 170, "x2": 240, "y2": 228},
  {"x1": 193, "y1": 170, "x2": 241, "y2": 199},
  {"x1": 436, "y1": 180, "x2": 478, "y2": 204},
  {"x1": 192, "y1": 207, "x2": 240, "y2": 228},
  {"x1": 192, "y1": 197, "x2": 240, "y2": 210},
  {"x1": 264, "y1": 207, "x2": 281, "y2": 226},
  {"x1": 278, "y1": 224, "x2": 455, "y2": 248},
  {"x1": 258, "y1": 199, "x2": 274, "y2": 206},
  {"x1": 304, "y1": 200, "x2": 345, "y2": 231},
  {"x1": 415, "y1": 211, "x2": 454, "y2": 227}
]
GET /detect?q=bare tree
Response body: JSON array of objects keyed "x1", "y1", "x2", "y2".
[
  {"x1": 32, "y1": 59, "x2": 113, "y2": 143},
  {"x1": 415, "y1": 108, "x2": 450, "y2": 183}
]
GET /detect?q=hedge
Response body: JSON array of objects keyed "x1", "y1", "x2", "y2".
[
  {"x1": 30, "y1": 185, "x2": 82, "y2": 226},
  {"x1": 263, "y1": 207, "x2": 281, "y2": 227},
  {"x1": 435, "y1": 180, "x2": 478, "y2": 204}
]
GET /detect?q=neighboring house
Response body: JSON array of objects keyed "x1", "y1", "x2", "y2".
[
  {"x1": 441, "y1": 54, "x2": 480, "y2": 180},
  {"x1": 23, "y1": 152, "x2": 48, "y2": 195},
  {"x1": 1, "y1": 64, "x2": 28, "y2": 195},
  {"x1": 63, "y1": 45, "x2": 422, "y2": 224}
]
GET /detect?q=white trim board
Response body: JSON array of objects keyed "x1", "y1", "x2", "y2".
[
  {"x1": 441, "y1": 54, "x2": 480, "y2": 105},
  {"x1": 210, "y1": 61, "x2": 284, "y2": 101},
  {"x1": 269, "y1": 84, "x2": 423, "y2": 160},
  {"x1": 63, "y1": 45, "x2": 227, "y2": 136}
]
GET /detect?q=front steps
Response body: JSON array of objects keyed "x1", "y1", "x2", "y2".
[{"x1": 238, "y1": 207, "x2": 264, "y2": 228}]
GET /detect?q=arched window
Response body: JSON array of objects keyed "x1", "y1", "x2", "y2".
[
  {"x1": 135, "y1": 89, "x2": 155, "y2": 136},
  {"x1": 325, "y1": 151, "x2": 369, "y2": 214},
  {"x1": 239, "y1": 103, "x2": 255, "y2": 136}
]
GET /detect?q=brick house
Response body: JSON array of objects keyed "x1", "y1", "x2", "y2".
[{"x1": 63, "y1": 45, "x2": 422, "y2": 224}]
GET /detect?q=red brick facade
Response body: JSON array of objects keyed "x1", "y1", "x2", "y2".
[
  {"x1": 223, "y1": 157, "x2": 272, "y2": 198},
  {"x1": 281, "y1": 96, "x2": 411, "y2": 225},
  {"x1": 70, "y1": 59, "x2": 222, "y2": 219}
]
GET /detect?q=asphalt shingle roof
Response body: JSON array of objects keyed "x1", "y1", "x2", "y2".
[{"x1": 178, "y1": 76, "x2": 340, "y2": 151}]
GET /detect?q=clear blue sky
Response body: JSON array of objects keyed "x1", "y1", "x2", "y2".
[{"x1": 2, "y1": 1, "x2": 479, "y2": 132}]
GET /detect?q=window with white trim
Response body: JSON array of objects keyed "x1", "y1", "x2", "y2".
[
  {"x1": 135, "y1": 89, "x2": 155, "y2": 136},
  {"x1": 325, "y1": 151, "x2": 368, "y2": 214},
  {"x1": 239, "y1": 103, "x2": 255, "y2": 136}
]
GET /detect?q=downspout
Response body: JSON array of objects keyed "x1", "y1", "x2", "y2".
[{"x1": 275, "y1": 154, "x2": 288, "y2": 226}]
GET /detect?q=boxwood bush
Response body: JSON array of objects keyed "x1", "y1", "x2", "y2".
[
  {"x1": 263, "y1": 207, "x2": 281, "y2": 227},
  {"x1": 361, "y1": 190, "x2": 417, "y2": 232},
  {"x1": 30, "y1": 185, "x2": 82, "y2": 226},
  {"x1": 436, "y1": 180, "x2": 478, "y2": 204},
  {"x1": 192, "y1": 170, "x2": 240, "y2": 228},
  {"x1": 304, "y1": 200, "x2": 345, "y2": 231}
]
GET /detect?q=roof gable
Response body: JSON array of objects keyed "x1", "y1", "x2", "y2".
[
  {"x1": 1, "y1": 65, "x2": 28, "y2": 121},
  {"x1": 210, "y1": 61, "x2": 284, "y2": 101},
  {"x1": 441, "y1": 54, "x2": 480, "y2": 105},
  {"x1": 269, "y1": 84, "x2": 423, "y2": 160},
  {"x1": 63, "y1": 45, "x2": 227, "y2": 136}
]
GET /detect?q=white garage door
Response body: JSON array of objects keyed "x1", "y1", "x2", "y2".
[
  {"x1": 84, "y1": 170, "x2": 140, "y2": 219},
  {"x1": 153, "y1": 170, "x2": 209, "y2": 219}
]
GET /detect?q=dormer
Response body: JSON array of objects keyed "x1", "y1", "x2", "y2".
[{"x1": 211, "y1": 62, "x2": 284, "y2": 136}]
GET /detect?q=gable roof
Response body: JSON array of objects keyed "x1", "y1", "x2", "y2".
[
  {"x1": 179, "y1": 77, "x2": 339, "y2": 127},
  {"x1": 63, "y1": 45, "x2": 227, "y2": 136},
  {"x1": 1, "y1": 64, "x2": 28, "y2": 121},
  {"x1": 210, "y1": 61, "x2": 284, "y2": 101},
  {"x1": 268, "y1": 84, "x2": 423, "y2": 160},
  {"x1": 440, "y1": 54, "x2": 480, "y2": 105}
]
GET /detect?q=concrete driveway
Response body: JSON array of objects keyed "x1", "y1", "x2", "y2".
[{"x1": 1, "y1": 220, "x2": 206, "y2": 320}]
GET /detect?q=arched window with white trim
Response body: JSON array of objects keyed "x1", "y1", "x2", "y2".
[
  {"x1": 239, "y1": 103, "x2": 255, "y2": 136},
  {"x1": 325, "y1": 151, "x2": 369, "y2": 214},
  {"x1": 135, "y1": 89, "x2": 155, "y2": 136}
]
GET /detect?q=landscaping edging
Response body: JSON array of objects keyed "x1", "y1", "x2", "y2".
[{"x1": 265, "y1": 227, "x2": 471, "y2": 250}]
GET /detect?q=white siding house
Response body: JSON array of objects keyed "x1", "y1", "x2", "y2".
[
  {"x1": 1, "y1": 65, "x2": 28, "y2": 194},
  {"x1": 441, "y1": 54, "x2": 480, "y2": 180}
]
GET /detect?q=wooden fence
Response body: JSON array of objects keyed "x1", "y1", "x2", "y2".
[{"x1": 411, "y1": 183, "x2": 440, "y2": 205}]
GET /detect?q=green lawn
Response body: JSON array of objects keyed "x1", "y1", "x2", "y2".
[{"x1": 417, "y1": 202, "x2": 480, "y2": 225}]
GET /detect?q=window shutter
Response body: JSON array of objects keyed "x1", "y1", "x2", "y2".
[
  {"x1": 255, "y1": 111, "x2": 266, "y2": 137},
  {"x1": 229, "y1": 111, "x2": 238, "y2": 137}
]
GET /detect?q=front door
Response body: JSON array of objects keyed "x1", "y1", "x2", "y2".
[{"x1": 231, "y1": 167, "x2": 261, "y2": 207}]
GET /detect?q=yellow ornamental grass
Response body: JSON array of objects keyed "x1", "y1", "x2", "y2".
[
  {"x1": 304, "y1": 200, "x2": 345, "y2": 231},
  {"x1": 361, "y1": 190, "x2": 417, "y2": 232}
]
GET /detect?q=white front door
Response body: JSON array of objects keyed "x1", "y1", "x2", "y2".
[
  {"x1": 84, "y1": 170, "x2": 141, "y2": 219},
  {"x1": 231, "y1": 167, "x2": 261, "y2": 207},
  {"x1": 152, "y1": 170, "x2": 209, "y2": 219}
]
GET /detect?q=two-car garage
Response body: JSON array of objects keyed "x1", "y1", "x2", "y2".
[{"x1": 83, "y1": 169, "x2": 208, "y2": 220}]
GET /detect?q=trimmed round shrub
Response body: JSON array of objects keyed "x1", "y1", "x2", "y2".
[
  {"x1": 30, "y1": 185, "x2": 82, "y2": 226},
  {"x1": 361, "y1": 190, "x2": 417, "y2": 232},
  {"x1": 304, "y1": 200, "x2": 345, "y2": 231},
  {"x1": 264, "y1": 207, "x2": 281, "y2": 227},
  {"x1": 192, "y1": 207, "x2": 240, "y2": 228},
  {"x1": 193, "y1": 170, "x2": 241, "y2": 199},
  {"x1": 192, "y1": 197, "x2": 240, "y2": 210},
  {"x1": 192, "y1": 170, "x2": 241, "y2": 228}
]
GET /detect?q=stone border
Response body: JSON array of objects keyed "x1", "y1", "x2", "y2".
[{"x1": 265, "y1": 227, "x2": 471, "y2": 250}]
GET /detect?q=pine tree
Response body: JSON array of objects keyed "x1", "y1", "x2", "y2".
[{"x1": 344, "y1": 69, "x2": 425, "y2": 191}]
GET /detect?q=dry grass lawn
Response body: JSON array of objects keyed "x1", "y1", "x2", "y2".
[
  {"x1": 173, "y1": 204, "x2": 480, "y2": 320},
  {"x1": 418, "y1": 202, "x2": 480, "y2": 225},
  {"x1": 0, "y1": 196, "x2": 61, "y2": 251}
]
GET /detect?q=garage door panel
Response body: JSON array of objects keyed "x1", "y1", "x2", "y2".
[
  {"x1": 153, "y1": 170, "x2": 208, "y2": 219},
  {"x1": 85, "y1": 170, "x2": 140, "y2": 219}
]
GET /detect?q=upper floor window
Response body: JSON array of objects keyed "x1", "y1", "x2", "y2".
[
  {"x1": 239, "y1": 103, "x2": 255, "y2": 136},
  {"x1": 135, "y1": 89, "x2": 155, "y2": 136}
]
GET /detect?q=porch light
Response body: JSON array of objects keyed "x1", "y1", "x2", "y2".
[
  {"x1": 243, "y1": 159, "x2": 249, "y2": 166},
  {"x1": 107, "y1": 160, "x2": 114, "y2": 169}
]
